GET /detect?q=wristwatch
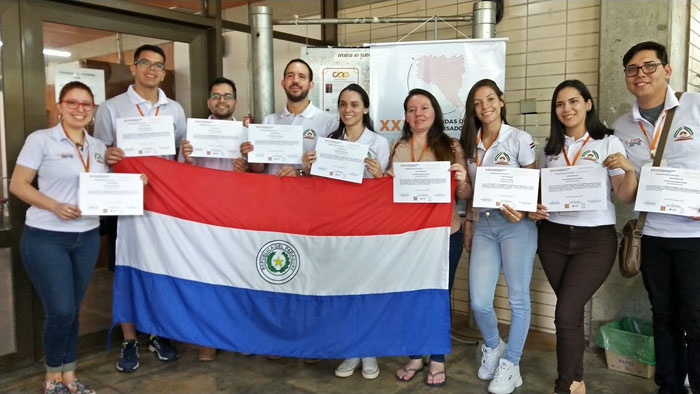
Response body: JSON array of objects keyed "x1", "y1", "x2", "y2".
[{"x1": 297, "y1": 169, "x2": 306, "y2": 177}]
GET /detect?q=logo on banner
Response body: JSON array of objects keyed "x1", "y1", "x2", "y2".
[
  {"x1": 303, "y1": 129, "x2": 317, "y2": 139},
  {"x1": 674, "y1": 126, "x2": 694, "y2": 141},
  {"x1": 257, "y1": 240, "x2": 300, "y2": 284},
  {"x1": 494, "y1": 152, "x2": 511, "y2": 165},
  {"x1": 581, "y1": 150, "x2": 599, "y2": 161},
  {"x1": 332, "y1": 71, "x2": 350, "y2": 78}
]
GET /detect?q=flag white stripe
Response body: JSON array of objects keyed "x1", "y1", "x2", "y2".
[{"x1": 117, "y1": 211, "x2": 449, "y2": 296}]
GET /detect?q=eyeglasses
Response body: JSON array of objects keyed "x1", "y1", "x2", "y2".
[
  {"x1": 134, "y1": 59, "x2": 166, "y2": 71},
  {"x1": 209, "y1": 93, "x2": 236, "y2": 101},
  {"x1": 61, "y1": 99, "x2": 94, "y2": 111},
  {"x1": 623, "y1": 62, "x2": 664, "y2": 77}
]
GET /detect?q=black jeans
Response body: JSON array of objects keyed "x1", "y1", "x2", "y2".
[
  {"x1": 641, "y1": 235, "x2": 700, "y2": 394},
  {"x1": 538, "y1": 221, "x2": 617, "y2": 393}
]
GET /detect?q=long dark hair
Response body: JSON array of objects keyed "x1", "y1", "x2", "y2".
[
  {"x1": 328, "y1": 84, "x2": 374, "y2": 139},
  {"x1": 544, "y1": 79, "x2": 612, "y2": 155},
  {"x1": 399, "y1": 89, "x2": 454, "y2": 163},
  {"x1": 459, "y1": 79, "x2": 507, "y2": 159}
]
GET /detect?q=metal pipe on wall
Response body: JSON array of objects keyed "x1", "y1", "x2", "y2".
[
  {"x1": 274, "y1": 15, "x2": 472, "y2": 25},
  {"x1": 472, "y1": 1, "x2": 497, "y2": 39},
  {"x1": 249, "y1": 5, "x2": 275, "y2": 121}
]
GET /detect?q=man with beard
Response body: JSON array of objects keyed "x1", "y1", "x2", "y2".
[
  {"x1": 181, "y1": 77, "x2": 247, "y2": 172},
  {"x1": 244, "y1": 58, "x2": 336, "y2": 176}
]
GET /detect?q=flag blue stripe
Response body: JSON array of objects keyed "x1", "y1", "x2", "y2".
[{"x1": 113, "y1": 266, "x2": 452, "y2": 358}]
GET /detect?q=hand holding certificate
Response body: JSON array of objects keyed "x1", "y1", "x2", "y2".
[
  {"x1": 116, "y1": 116, "x2": 175, "y2": 157},
  {"x1": 186, "y1": 118, "x2": 244, "y2": 159},
  {"x1": 540, "y1": 166, "x2": 607, "y2": 212},
  {"x1": 247, "y1": 124, "x2": 303, "y2": 164},
  {"x1": 79, "y1": 173, "x2": 143, "y2": 216},
  {"x1": 472, "y1": 167, "x2": 539, "y2": 212},
  {"x1": 635, "y1": 166, "x2": 700, "y2": 217},
  {"x1": 310, "y1": 137, "x2": 369, "y2": 184},
  {"x1": 393, "y1": 161, "x2": 451, "y2": 203}
]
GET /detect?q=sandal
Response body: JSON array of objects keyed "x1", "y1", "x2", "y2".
[
  {"x1": 426, "y1": 361, "x2": 446, "y2": 387},
  {"x1": 396, "y1": 363, "x2": 424, "y2": 382}
]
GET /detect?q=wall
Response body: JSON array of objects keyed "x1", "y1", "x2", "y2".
[{"x1": 690, "y1": 0, "x2": 700, "y2": 91}]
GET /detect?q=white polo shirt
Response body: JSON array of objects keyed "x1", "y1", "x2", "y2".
[
  {"x1": 340, "y1": 127, "x2": 390, "y2": 178},
  {"x1": 538, "y1": 133, "x2": 626, "y2": 226},
  {"x1": 16, "y1": 124, "x2": 109, "y2": 232},
  {"x1": 466, "y1": 123, "x2": 536, "y2": 186},
  {"x1": 614, "y1": 85, "x2": 700, "y2": 237},
  {"x1": 94, "y1": 85, "x2": 187, "y2": 160},
  {"x1": 262, "y1": 101, "x2": 337, "y2": 175}
]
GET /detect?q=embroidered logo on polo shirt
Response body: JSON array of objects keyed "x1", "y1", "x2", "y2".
[
  {"x1": 303, "y1": 129, "x2": 317, "y2": 139},
  {"x1": 625, "y1": 137, "x2": 643, "y2": 148},
  {"x1": 58, "y1": 152, "x2": 75, "y2": 159},
  {"x1": 367, "y1": 151, "x2": 373, "y2": 158},
  {"x1": 546, "y1": 155, "x2": 559, "y2": 162},
  {"x1": 493, "y1": 152, "x2": 511, "y2": 165},
  {"x1": 580, "y1": 150, "x2": 599, "y2": 161},
  {"x1": 94, "y1": 153, "x2": 105, "y2": 164},
  {"x1": 673, "y1": 126, "x2": 694, "y2": 141}
]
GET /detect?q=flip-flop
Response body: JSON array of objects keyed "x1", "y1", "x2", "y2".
[
  {"x1": 426, "y1": 370, "x2": 446, "y2": 387},
  {"x1": 395, "y1": 366, "x2": 424, "y2": 382}
]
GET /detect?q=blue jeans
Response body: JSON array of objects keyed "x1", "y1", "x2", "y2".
[
  {"x1": 469, "y1": 210, "x2": 536, "y2": 364},
  {"x1": 410, "y1": 228, "x2": 464, "y2": 363},
  {"x1": 20, "y1": 225, "x2": 100, "y2": 372}
]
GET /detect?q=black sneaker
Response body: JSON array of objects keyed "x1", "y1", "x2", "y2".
[
  {"x1": 148, "y1": 335, "x2": 179, "y2": 361},
  {"x1": 116, "y1": 339, "x2": 140, "y2": 372}
]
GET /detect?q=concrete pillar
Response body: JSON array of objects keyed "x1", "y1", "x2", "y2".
[{"x1": 593, "y1": 0, "x2": 689, "y2": 339}]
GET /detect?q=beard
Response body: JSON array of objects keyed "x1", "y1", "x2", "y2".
[
  {"x1": 285, "y1": 85, "x2": 309, "y2": 102},
  {"x1": 211, "y1": 107, "x2": 235, "y2": 120}
]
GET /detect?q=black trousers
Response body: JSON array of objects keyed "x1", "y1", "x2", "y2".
[
  {"x1": 538, "y1": 220, "x2": 617, "y2": 393},
  {"x1": 641, "y1": 235, "x2": 700, "y2": 394}
]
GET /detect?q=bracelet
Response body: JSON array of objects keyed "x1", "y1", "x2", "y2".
[
  {"x1": 465, "y1": 219, "x2": 473, "y2": 222},
  {"x1": 297, "y1": 169, "x2": 306, "y2": 177}
]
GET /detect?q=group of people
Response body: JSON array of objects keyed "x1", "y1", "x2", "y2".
[{"x1": 10, "y1": 39, "x2": 699, "y2": 394}]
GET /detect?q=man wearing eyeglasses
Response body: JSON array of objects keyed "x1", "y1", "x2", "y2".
[
  {"x1": 94, "y1": 44, "x2": 186, "y2": 373},
  {"x1": 614, "y1": 41, "x2": 700, "y2": 394},
  {"x1": 180, "y1": 77, "x2": 247, "y2": 172}
]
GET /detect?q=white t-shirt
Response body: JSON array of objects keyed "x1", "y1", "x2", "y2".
[
  {"x1": 339, "y1": 127, "x2": 390, "y2": 178},
  {"x1": 538, "y1": 133, "x2": 626, "y2": 226},
  {"x1": 466, "y1": 122, "x2": 537, "y2": 189},
  {"x1": 16, "y1": 124, "x2": 109, "y2": 232},
  {"x1": 613, "y1": 85, "x2": 700, "y2": 238},
  {"x1": 94, "y1": 85, "x2": 187, "y2": 160},
  {"x1": 262, "y1": 102, "x2": 337, "y2": 175}
]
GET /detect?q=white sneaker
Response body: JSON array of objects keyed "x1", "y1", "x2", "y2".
[
  {"x1": 335, "y1": 358, "x2": 361, "y2": 378},
  {"x1": 478, "y1": 338, "x2": 507, "y2": 380},
  {"x1": 488, "y1": 359, "x2": 522, "y2": 394},
  {"x1": 361, "y1": 357, "x2": 379, "y2": 379}
]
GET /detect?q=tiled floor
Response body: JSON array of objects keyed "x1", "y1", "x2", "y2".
[{"x1": 0, "y1": 319, "x2": 661, "y2": 393}]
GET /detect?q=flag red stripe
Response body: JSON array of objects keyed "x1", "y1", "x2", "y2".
[{"x1": 114, "y1": 157, "x2": 454, "y2": 236}]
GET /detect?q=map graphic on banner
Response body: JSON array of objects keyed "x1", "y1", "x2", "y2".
[{"x1": 370, "y1": 39, "x2": 506, "y2": 142}]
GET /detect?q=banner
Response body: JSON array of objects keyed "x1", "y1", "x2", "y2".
[
  {"x1": 369, "y1": 38, "x2": 507, "y2": 142},
  {"x1": 112, "y1": 157, "x2": 453, "y2": 358}
]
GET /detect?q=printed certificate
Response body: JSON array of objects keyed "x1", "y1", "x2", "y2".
[
  {"x1": 393, "y1": 161, "x2": 451, "y2": 203},
  {"x1": 78, "y1": 173, "x2": 143, "y2": 216},
  {"x1": 187, "y1": 118, "x2": 244, "y2": 159},
  {"x1": 635, "y1": 166, "x2": 700, "y2": 217},
  {"x1": 540, "y1": 166, "x2": 608, "y2": 212},
  {"x1": 310, "y1": 137, "x2": 369, "y2": 184},
  {"x1": 472, "y1": 167, "x2": 539, "y2": 212},
  {"x1": 247, "y1": 124, "x2": 303, "y2": 164},
  {"x1": 116, "y1": 116, "x2": 175, "y2": 157}
]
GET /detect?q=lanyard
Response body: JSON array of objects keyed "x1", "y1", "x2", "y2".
[
  {"x1": 136, "y1": 104, "x2": 160, "y2": 117},
  {"x1": 410, "y1": 136, "x2": 428, "y2": 162},
  {"x1": 474, "y1": 129, "x2": 499, "y2": 167},
  {"x1": 637, "y1": 111, "x2": 667, "y2": 157},
  {"x1": 62, "y1": 126, "x2": 89, "y2": 172},
  {"x1": 562, "y1": 134, "x2": 591, "y2": 166}
]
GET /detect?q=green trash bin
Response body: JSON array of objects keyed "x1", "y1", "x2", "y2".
[{"x1": 595, "y1": 317, "x2": 655, "y2": 378}]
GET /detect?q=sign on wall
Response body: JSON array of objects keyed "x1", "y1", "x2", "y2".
[
  {"x1": 54, "y1": 67, "x2": 106, "y2": 105},
  {"x1": 369, "y1": 38, "x2": 506, "y2": 142}
]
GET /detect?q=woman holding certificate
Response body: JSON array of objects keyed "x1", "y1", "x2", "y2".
[
  {"x1": 302, "y1": 84, "x2": 389, "y2": 380},
  {"x1": 392, "y1": 88, "x2": 470, "y2": 387},
  {"x1": 10, "y1": 81, "x2": 108, "y2": 394},
  {"x1": 529, "y1": 80, "x2": 637, "y2": 394},
  {"x1": 460, "y1": 79, "x2": 537, "y2": 394}
]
